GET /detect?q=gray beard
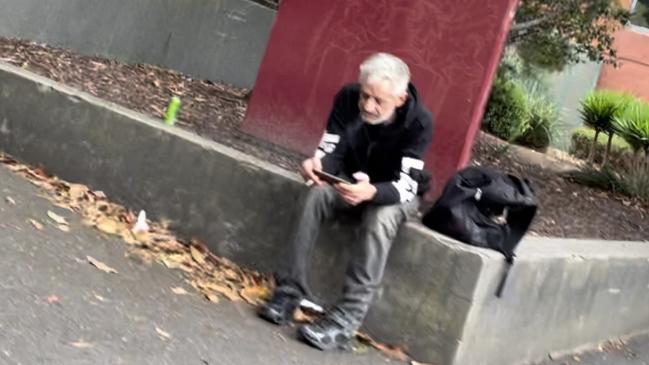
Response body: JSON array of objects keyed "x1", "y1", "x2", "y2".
[
  {"x1": 363, "y1": 117, "x2": 386, "y2": 125},
  {"x1": 361, "y1": 112, "x2": 396, "y2": 125}
]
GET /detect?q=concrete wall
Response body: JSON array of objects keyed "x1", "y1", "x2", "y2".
[
  {"x1": 1, "y1": 63, "x2": 649, "y2": 365},
  {"x1": 456, "y1": 237, "x2": 649, "y2": 364},
  {"x1": 0, "y1": 0, "x2": 276, "y2": 88}
]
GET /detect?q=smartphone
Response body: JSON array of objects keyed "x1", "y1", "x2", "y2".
[{"x1": 313, "y1": 170, "x2": 353, "y2": 185}]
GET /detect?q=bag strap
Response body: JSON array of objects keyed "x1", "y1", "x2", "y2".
[
  {"x1": 494, "y1": 205, "x2": 536, "y2": 298},
  {"x1": 495, "y1": 256, "x2": 514, "y2": 298}
]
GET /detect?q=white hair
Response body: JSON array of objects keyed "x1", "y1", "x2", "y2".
[{"x1": 359, "y1": 53, "x2": 411, "y2": 96}]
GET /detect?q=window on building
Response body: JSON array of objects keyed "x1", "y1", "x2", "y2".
[{"x1": 630, "y1": 0, "x2": 649, "y2": 28}]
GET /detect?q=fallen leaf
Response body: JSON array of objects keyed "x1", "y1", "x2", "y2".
[
  {"x1": 46, "y1": 295, "x2": 59, "y2": 304},
  {"x1": 120, "y1": 229, "x2": 141, "y2": 245},
  {"x1": 87, "y1": 256, "x2": 118, "y2": 274},
  {"x1": 5, "y1": 164, "x2": 26, "y2": 172},
  {"x1": 123, "y1": 210, "x2": 137, "y2": 224},
  {"x1": 240, "y1": 285, "x2": 270, "y2": 305},
  {"x1": 94, "y1": 293, "x2": 108, "y2": 302},
  {"x1": 161, "y1": 259, "x2": 192, "y2": 272},
  {"x1": 203, "y1": 282, "x2": 239, "y2": 302},
  {"x1": 92, "y1": 190, "x2": 107, "y2": 199},
  {"x1": 205, "y1": 293, "x2": 219, "y2": 303},
  {"x1": 95, "y1": 218, "x2": 122, "y2": 235},
  {"x1": 5, "y1": 196, "x2": 16, "y2": 205},
  {"x1": 356, "y1": 333, "x2": 410, "y2": 362},
  {"x1": 68, "y1": 184, "x2": 88, "y2": 200},
  {"x1": 47, "y1": 210, "x2": 68, "y2": 225},
  {"x1": 30, "y1": 179, "x2": 55, "y2": 190},
  {"x1": 160, "y1": 254, "x2": 192, "y2": 272},
  {"x1": 190, "y1": 245, "x2": 206, "y2": 266},
  {"x1": 171, "y1": 287, "x2": 188, "y2": 295},
  {"x1": 573, "y1": 355, "x2": 582, "y2": 362},
  {"x1": 155, "y1": 327, "x2": 171, "y2": 340},
  {"x1": 89, "y1": 61, "x2": 107, "y2": 71},
  {"x1": 375, "y1": 344, "x2": 410, "y2": 362},
  {"x1": 222, "y1": 268, "x2": 240, "y2": 281},
  {"x1": 29, "y1": 219, "x2": 44, "y2": 230},
  {"x1": 70, "y1": 340, "x2": 94, "y2": 348},
  {"x1": 274, "y1": 332, "x2": 288, "y2": 342}
]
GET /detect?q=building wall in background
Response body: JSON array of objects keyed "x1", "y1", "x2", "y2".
[
  {"x1": 598, "y1": 29, "x2": 649, "y2": 102},
  {"x1": 545, "y1": 62, "x2": 602, "y2": 149},
  {"x1": 597, "y1": 0, "x2": 649, "y2": 100}
]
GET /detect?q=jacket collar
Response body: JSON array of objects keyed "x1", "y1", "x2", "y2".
[{"x1": 396, "y1": 83, "x2": 421, "y2": 128}]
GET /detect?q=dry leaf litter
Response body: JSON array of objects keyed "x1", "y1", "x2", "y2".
[
  {"x1": 0, "y1": 153, "x2": 271, "y2": 306},
  {"x1": 0, "y1": 153, "x2": 416, "y2": 361}
]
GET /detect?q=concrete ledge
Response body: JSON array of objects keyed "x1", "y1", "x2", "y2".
[
  {"x1": 0, "y1": 0, "x2": 276, "y2": 87},
  {"x1": 1, "y1": 62, "x2": 649, "y2": 365}
]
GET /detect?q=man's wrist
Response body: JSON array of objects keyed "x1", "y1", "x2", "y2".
[{"x1": 367, "y1": 184, "x2": 378, "y2": 200}]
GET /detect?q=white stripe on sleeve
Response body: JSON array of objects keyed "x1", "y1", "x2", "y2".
[
  {"x1": 401, "y1": 157, "x2": 424, "y2": 173},
  {"x1": 392, "y1": 157, "x2": 425, "y2": 203},
  {"x1": 315, "y1": 132, "x2": 341, "y2": 156}
]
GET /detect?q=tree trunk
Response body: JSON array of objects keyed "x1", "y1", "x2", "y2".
[
  {"x1": 603, "y1": 133, "x2": 614, "y2": 167},
  {"x1": 588, "y1": 130, "x2": 600, "y2": 163}
]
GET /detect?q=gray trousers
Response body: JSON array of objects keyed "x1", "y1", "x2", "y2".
[{"x1": 277, "y1": 185, "x2": 418, "y2": 328}]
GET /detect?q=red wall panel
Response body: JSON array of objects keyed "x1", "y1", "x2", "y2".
[{"x1": 243, "y1": 0, "x2": 518, "y2": 198}]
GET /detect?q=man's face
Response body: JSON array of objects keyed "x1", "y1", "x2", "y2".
[{"x1": 358, "y1": 79, "x2": 407, "y2": 125}]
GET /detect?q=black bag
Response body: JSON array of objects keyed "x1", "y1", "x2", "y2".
[{"x1": 422, "y1": 166, "x2": 538, "y2": 297}]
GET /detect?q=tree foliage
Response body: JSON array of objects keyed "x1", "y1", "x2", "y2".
[{"x1": 510, "y1": 0, "x2": 629, "y2": 71}]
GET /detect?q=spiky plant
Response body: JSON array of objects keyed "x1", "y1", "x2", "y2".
[{"x1": 579, "y1": 90, "x2": 630, "y2": 164}]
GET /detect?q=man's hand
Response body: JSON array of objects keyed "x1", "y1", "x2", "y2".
[
  {"x1": 335, "y1": 181, "x2": 377, "y2": 206},
  {"x1": 301, "y1": 157, "x2": 323, "y2": 185}
]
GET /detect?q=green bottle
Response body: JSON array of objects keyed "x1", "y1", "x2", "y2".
[{"x1": 164, "y1": 96, "x2": 181, "y2": 126}]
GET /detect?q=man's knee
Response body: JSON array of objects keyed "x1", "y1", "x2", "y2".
[
  {"x1": 362, "y1": 205, "x2": 406, "y2": 237},
  {"x1": 303, "y1": 185, "x2": 337, "y2": 209}
]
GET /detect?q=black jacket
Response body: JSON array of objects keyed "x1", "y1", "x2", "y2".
[{"x1": 316, "y1": 83, "x2": 434, "y2": 205}]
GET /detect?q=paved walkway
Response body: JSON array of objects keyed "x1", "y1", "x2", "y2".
[
  {"x1": 2, "y1": 162, "x2": 649, "y2": 365},
  {"x1": 534, "y1": 332, "x2": 649, "y2": 365},
  {"x1": 0, "y1": 165, "x2": 398, "y2": 365}
]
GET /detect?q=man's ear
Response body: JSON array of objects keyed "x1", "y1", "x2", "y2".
[{"x1": 395, "y1": 92, "x2": 408, "y2": 107}]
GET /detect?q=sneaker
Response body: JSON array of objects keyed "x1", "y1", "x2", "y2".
[
  {"x1": 258, "y1": 286, "x2": 302, "y2": 326},
  {"x1": 298, "y1": 309, "x2": 356, "y2": 351}
]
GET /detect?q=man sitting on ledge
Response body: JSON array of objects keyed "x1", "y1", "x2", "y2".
[{"x1": 259, "y1": 52, "x2": 434, "y2": 351}]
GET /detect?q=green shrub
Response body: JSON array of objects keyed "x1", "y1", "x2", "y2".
[
  {"x1": 568, "y1": 167, "x2": 622, "y2": 193},
  {"x1": 614, "y1": 101, "x2": 649, "y2": 155},
  {"x1": 569, "y1": 160, "x2": 649, "y2": 201},
  {"x1": 580, "y1": 90, "x2": 630, "y2": 132},
  {"x1": 570, "y1": 127, "x2": 630, "y2": 165},
  {"x1": 482, "y1": 77, "x2": 529, "y2": 141},
  {"x1": 619, "y1": 160, "x2": 649, "y2": 200},
  {"x1": 483, "y1": 48, "x2": 560, "y2": 150},
  {"x1": 514, "y1": 81, "x2": 559, "y2": 150},
  {"x1": 579, "y1": 90, "x2": 633, "y2": 163}
]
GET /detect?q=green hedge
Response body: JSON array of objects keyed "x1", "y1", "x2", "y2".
[
  {"x1": 482, "y1": 76, "x2": 557, "y2": 150},
  {"x1": 482, "y1": 77, "x2": 528, "y2": 141}
]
